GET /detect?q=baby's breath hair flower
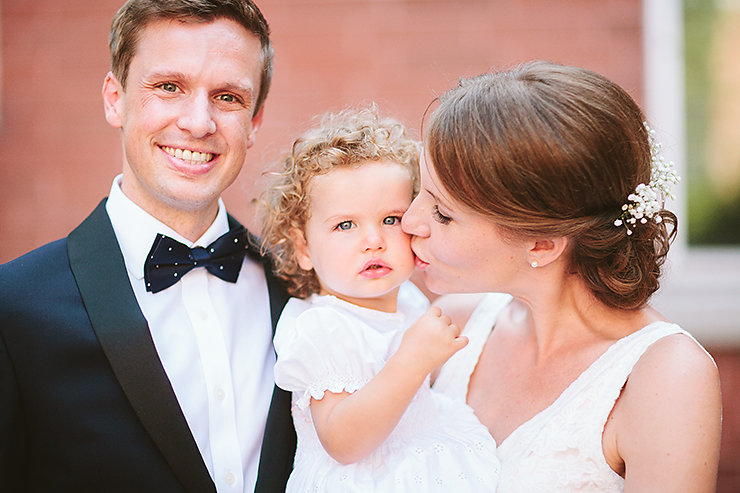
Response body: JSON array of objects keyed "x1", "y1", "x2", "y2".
[{"x1": 613, "y1": 123, "x2": 680, "y2": 235}]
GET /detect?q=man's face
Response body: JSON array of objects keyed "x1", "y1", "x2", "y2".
[{"x1": 103, "y1": 17, "x2": 264, "y2": 223}]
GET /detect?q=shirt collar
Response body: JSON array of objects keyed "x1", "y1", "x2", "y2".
[{"x1": 105, "y1": 174, "x2": 230, "y2": 280}]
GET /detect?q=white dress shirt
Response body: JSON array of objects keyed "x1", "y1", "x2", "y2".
[{"x1": 105, "y1": 176, "x2": 275, "y2": 493}]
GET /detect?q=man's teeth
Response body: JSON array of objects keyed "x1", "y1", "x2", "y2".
[{"x1": 162, "y1": 146, "x2": 214, "y2": 164}]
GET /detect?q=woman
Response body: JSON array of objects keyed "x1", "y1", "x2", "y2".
[{"x1": 401, "y1": 61, "x2": 722, "y2": 492}]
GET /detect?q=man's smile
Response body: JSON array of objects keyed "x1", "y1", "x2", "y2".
[{"x1": 160, "y1": 145, "x2": 216, "y2": 164}]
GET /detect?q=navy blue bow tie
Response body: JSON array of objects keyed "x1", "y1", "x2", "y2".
[{"x1": 144, "y1": 227, "x2": 249, "y2": 293}]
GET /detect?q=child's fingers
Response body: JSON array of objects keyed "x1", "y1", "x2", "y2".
[
  {"x1": 448, "y1": 322, "x2": 461, "y2": 336},
  {"x1": 429, "y1": 306, "x2": 453, "y2": 325},
  {"x1": 454, "y1": 334, "x2": 469, "y2": 351}
]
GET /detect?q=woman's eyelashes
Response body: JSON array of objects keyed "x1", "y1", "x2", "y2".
[{"x1": 432, "y1": 205, "x2": 452, "y2": 224}]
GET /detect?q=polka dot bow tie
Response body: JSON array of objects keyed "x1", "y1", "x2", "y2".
[{"x1": 144, "y1": 227, "x2": 249, "y2": 293}]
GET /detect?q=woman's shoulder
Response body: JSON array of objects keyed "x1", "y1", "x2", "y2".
[
  {"x1": 627, "y1": 327, "x2": 719, "y2": 399},
  {"x1": 611, "y1": 320, "x2": 719, "y2": 418},
  {"x1": 605, "y1": 324, "x2": 721, "y2": 487}
]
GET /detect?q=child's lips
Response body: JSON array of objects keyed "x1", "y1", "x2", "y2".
[{"x1": 360, "y1": 259, "x2": 392, "y2": 278}]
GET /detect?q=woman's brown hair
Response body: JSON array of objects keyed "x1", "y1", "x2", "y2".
[{"x1": 427, "y1": 61, "x2": 677, "y2": 309}]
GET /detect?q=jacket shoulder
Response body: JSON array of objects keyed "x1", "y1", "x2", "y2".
[{"x1": 0, "y1": 238, "x2": 69, "y2": 284}]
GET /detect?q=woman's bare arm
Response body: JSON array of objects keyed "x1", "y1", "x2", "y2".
[{"x1": 611, "y1": 333, "x2": 722, "y2": 492}]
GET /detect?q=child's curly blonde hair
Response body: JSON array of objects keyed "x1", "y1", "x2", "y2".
[{"x1": 260, "y1": 104, "x2": 421, "y2": 298}]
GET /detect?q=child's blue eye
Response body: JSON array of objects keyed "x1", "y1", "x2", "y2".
[
  {"x1": 336, "y1": 220, "x2": 354, "y2": 230},
  {"x1": 383, "y1": 216, "x2": 401, "y2": 225}
]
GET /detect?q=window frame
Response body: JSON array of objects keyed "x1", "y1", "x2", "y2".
[{"x1": 643, "y1": 0, "x2": 740, "y2": 346}]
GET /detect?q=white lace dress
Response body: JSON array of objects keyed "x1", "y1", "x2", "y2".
[
  {"x1": 434, "y1": 293, "x2": 708, "y2": 493},
  {"x1": 274, "y1": 282, "x2": 500, "y2": 492}
]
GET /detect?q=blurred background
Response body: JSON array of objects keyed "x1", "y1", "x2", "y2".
[{"x1": 1, "y1": 0, "x2": 738, "y2": 489}]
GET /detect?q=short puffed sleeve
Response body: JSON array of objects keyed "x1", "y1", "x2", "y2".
[{"x1": 273, "y1": 301, "x2": 395, "y2": 410}]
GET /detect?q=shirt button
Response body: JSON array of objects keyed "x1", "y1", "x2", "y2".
[
  {"x1": 199, "y1": 310, "x2": 209, "y2": 321},
  {"x1": 215, "y1": 388, "x2": 226, "y2": 401},
  {"x1": 225, "y1": 472, "x2": 235, "y2": 486}
]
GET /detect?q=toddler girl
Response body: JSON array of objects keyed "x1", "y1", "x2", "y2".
[{"x1": 260, "y1": 106, "x2": 500, "y2": 491}]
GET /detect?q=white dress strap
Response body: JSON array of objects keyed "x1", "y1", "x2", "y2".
[{"x1": 433, "y1": 293, "x2": 512, "y2": 399}]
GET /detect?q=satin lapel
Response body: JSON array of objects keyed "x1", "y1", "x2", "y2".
[
  {"x1": 67, "y1": 200, "x2": 215, "y2": 493},
  {"x1": 254, "y1": 243, "x2": 297, "y2": 492}
]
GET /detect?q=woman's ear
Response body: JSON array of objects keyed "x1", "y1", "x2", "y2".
[
  {"x1": 291, "y1": 228, "x2": 313, "y2": 271},
  {"x1": 528, "y1": 237, "x2": 569, "y2": 268}
]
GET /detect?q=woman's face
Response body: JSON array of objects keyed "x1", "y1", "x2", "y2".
[{"x1": 401, "y1": 153, "x2": 528, "y2": 295}]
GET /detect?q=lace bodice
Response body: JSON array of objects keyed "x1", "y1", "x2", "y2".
[{"x1": 434, "y1": 293, "x2": 700, "y2": 493}]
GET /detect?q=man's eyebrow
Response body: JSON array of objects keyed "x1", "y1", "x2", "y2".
[
  {"x1": 218, "y1": 82, "x2": 254, "y2": 96},
  {"x1": 144, "y1": 70, "x2": 188, "y2": 81},
  {"x1": 143, "y1": 72, "x2": 253, "y2": 94}
]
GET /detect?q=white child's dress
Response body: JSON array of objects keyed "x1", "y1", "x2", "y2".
[{"x1": 273, "y1": 282, "x2": 500, "y2": 492}]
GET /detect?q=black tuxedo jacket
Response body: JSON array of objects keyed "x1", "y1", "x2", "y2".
[{"x1": 0, "y1": 200, "x2": 296, "y2": 492}]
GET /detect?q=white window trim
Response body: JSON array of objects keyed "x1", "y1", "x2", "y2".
[{"x1": 644, "y1": 0, "x2": 740, "y2": 346}]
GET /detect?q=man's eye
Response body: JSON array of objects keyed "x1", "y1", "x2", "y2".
[
  {"x1": 336, "y1": 221, "x2": 354, "y2": 230},
  {"x1": 432, "y1": 205, "x2": 452, "y2": 225},
  {"x1": 383, "y1": 216, "x2": 401, "y2": 225},
  {"x1": 159, "y1": 83, "x2": 177, "y2": 93},
  {"x1": 217, "y1": 93, "x2": 243, "y2": 104}
]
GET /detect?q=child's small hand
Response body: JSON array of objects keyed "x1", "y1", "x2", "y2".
[{"x1": 395, "y1": 306, "x2": 468, "y2": 377}]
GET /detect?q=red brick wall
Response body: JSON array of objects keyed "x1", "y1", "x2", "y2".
[
  {"x1": 2, "y1": 0, "x2": 737, "y2": 490},
  {"x1": 716, "y1": 352, "x2": 740, "y2": 491},
  {"x1": 1, "y1": 0, "x2": 643, "y2": 259},
  {"x1": 1, "y1": 0, "x2": 119, "y2": 259}
]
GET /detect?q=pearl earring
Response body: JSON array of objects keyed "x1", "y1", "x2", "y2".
[{"x1": 530, "y1": 261, "x2": 538, "y2": 268}]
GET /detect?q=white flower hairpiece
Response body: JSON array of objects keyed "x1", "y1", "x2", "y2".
[{"x1": 613, "y1": 123, "x2": 680, "y2": 235}]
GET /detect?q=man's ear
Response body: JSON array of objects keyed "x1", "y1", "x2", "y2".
[
  {"x1": 102, "y1": 72, "x2": 124, "y2": 129},
  {"x1": 291, "y1": 228, "x2": 313, "y2": 271},
  {"x1": 528, "y1": 236, "x2": 569, "y2": 268},
  {"x1": 245, "y1": 106, "x2": 264, "y2": 149}
]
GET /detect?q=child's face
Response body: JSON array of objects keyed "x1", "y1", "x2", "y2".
[{"x1": 295, "y1": 160, "x2": 416, "y2": 312}]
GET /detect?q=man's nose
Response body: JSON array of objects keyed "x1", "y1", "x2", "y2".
[{"x1": 177, "y1": 90, "x2": 216, "y2": 138}]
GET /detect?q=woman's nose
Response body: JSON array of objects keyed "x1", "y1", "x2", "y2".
[{"x1": 402, "y1": 197, "x2": 430, "y2": 237}]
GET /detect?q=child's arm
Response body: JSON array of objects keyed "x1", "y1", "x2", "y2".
[{"x1": 309, "y1": 306, "x2": 467, "y2": 464}]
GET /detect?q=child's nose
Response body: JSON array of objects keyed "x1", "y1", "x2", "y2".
[{"x1": 363, "y1": 227, "x2": 385, "y2": 251}]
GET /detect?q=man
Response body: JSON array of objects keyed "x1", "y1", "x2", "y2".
[{"x1": 0, "y1": 1, "x2": 295, "y2": 491}]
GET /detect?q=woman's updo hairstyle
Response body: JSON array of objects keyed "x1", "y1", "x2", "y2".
[{"x1": 426, "y1": 61, "x2": 676, "y2": 310}]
